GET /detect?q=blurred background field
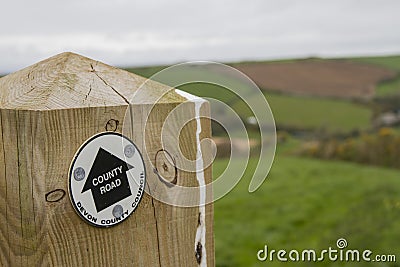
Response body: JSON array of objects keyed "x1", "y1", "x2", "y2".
[{"x1": 128, "y1": 54, "x2": 400, "y2": 266}]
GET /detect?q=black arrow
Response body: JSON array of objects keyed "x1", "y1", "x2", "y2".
[{"x1": 82, "y1": 147, "x2": 134, "y2": 212}]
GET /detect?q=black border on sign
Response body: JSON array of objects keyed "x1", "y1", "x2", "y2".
[{"x1": 68, "y1": 132, "x2": 147, "y2": 228}]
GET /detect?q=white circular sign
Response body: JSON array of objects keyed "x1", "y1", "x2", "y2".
[{"x1": 69, "y1": 132, "x2": 146, "y2": 227}]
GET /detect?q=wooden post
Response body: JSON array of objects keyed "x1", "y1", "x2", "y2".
[{"x1": 0, "y1": 52, "x2": 214, "y2": 266}]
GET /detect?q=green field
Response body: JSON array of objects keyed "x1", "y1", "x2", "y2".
[
  {"x1": 352, "y1": 55, "x2": 400, "y2": 72},
  {"x1": 266, "y1": 94, "x2": 371, "y2": 132},
  {"x1": 174, "y1": 85, "x2": 372, "y2": 133},
  {"x1": 177, "y1": 83, "x2": 372, "y2": 133},
  {"x1": 213, "y1": 155, "x2": 400, "y2": 267},
  {"x1": 231, "y1": 93, "x2": 372, "y2": 133},
  {"x1": 374, "y1": 77, "x2": 400, "y2": 96},
  {"x1": 126, "y1": 66, "x2": 168, "y2": 79},
  {"x1": 129, "y1": 55, "x2": 400, "y2": 98},
  {"x1": 352, "y1": 55, "x2": 400, "y2": 96},
  {"x1": 128, "y1": 64, "x2": 374, "y2": 134}
]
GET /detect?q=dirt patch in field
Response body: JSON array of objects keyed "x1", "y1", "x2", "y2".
[{"x1": 234, "y1": 60, "x2": 396, "y2": 99}]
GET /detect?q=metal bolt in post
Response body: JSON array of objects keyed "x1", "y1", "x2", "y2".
[
  {"x1": 124, "y1": 144, "x2": 135, "y2": 158},
  {"x1": 112, "y1": 205, "x2": 123, "y2": 218},
  {"x1": 73, "y1": 167, "x2": 85, "y2": 181}
]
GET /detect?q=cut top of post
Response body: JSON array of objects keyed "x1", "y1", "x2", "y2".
[{"x1": 0, "y1": 52, "x2": 188, "y2": 110}]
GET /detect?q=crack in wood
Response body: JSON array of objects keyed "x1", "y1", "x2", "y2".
[
  {"x1": 0, "y1": 110, "x2": 10, "y2": 263},
  {"x1": 151, "y1": 198, "x2": 162, "y2": 267},
  {"x1": 85, "y1": 83, "x2": 92, "y2": 101},
  {"x1": 90, "y1": 64, "x2": 130, "y2": 105}
]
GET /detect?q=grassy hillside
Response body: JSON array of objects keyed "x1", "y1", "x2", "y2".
[
  {"x1": 352, "y1": 55, "x2": 400, "y2": 71},
  {"x1": 128, "y1": 67, "x2": 373, "y2": 133},
  {"x1": 352, "y1": 55, "x2": 400, "y2": 96},
  {"x1": 213, "y1": 155, "x2": 400, "y2": 267},
  {"x1": 127, "y1": 55, "x2": 400, "y2": 134},
  {"x1": 266, "y1": 94, "x2": 371, "y2": 132},
  {"x1": 125, "y1": 66, "x2": 168, "y2": 79},
  {"x1": 128, "y1": 55, "x2": 400, "y2": 98},
  {"x1": 231, "y1": 93, "x2": 372, "y2": 133},
  {"x1": 176, "y1": 83, "x2": 372, "y2": 133}
]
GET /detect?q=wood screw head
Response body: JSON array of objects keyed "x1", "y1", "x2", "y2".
[
  {"x1": 124, "y1": 144, "x2": 135, "y2": 158},
  {"x1": 73, "y1": 167, "x2": 85, "y2": 181},
  {"x1": 112, "y1": 205, "x2": 123, "y2": 218}
]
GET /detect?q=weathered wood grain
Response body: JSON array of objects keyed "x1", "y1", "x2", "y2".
[
  {"x1": 0, "y1": 52, "x2": 214, "y2": 266},
  {"x1": 141, "y1": 100, "x2": 214, "y2": 266}
]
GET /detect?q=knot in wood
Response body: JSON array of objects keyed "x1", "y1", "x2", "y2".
[
  {"x1": 155, "y1": 149, "x2": 177, "y2": 185},
  {"x1": 45, "y1": 189, "x2": 66, "y2": 202},
  {"x1": 105, "y1": 119, "x2": 119, "y2": 132}
]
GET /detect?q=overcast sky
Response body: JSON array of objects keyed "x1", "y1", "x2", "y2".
[{"x1": 1, "y1": 0, "x2": 399, "y2": 73}]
